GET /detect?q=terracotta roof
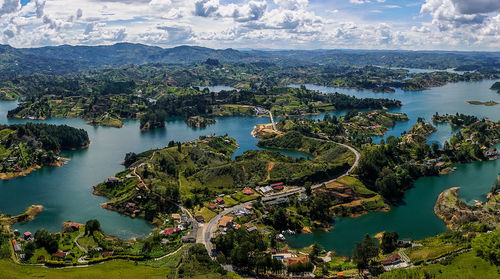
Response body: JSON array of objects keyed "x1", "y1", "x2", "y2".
[
  {"x1": 287, "y1": 257, "x2": 309, "y2": 266},
  {"x1": 53, "y1": 251, "x2": 67, "y2": 259},
  {"x1": 218, "y1": 216, "x2": 234, "y2": 227},
  {"x1": 242, "y1": 188, "x2": 254, "y2": 195},
  {"x1": 381, "y1": 254, "x2": 401, "y2": 265}
]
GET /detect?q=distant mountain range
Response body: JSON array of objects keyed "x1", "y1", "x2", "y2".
[{"x1": 1, "y1": 43, "x2": 499, "y2": 75}]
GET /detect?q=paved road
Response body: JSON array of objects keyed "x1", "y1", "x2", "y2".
[{"x1": 199, "y1": 136, "x2": 361, "y2": 259}]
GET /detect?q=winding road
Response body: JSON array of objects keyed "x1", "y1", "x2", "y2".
[{"x1": 198, "y1": 135, "x2": 361, "y2": 259}]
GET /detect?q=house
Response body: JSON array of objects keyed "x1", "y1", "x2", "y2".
[
  {"x1": 23, "y1": 232, "x2": 32, "y2": 240},
  {"x1": 272, "y1": 185, "x2": 284, "y2": 191},
  {"x1": 244, "y1": 205, "x2": 254, "y2": 214},
  {"x1": 206, "y1": 203, "x2": 217, "y2": 210},
  {"x1": 102, "y1": 251, "x2": 114, "y2": 257},
  {"x1": 182, "y1": 234, "x2": 196, "y2": 243},
  {"x1": 13, "y1": 244, "x2": 22, "y2": 253},
  {"x1": 215, "y1": 197, "x2": 225, "y2": 204},
  {"x1": 195, "y1": 215, "x2": 205, "y2": 223},
  {"x1": 162, "y1": 228, "x2": 180, "y2": 236},
  {"x1": 37, "y1": 255, "x2": 46, "y2": 262},
  {"x1": 247, "y1": 226, "x2": 258, "y2": 233},
  {"x1": 242, "y1": 188, "x2": 254, "y2": 195},
  {"x1": 233, "y1": 224, "x2": 241, "y2": 230},
  {"x1": 106, "y1": 177, "x2": 120, "y2": 183},
  {"x1": 53, "y1": 251, "x2": 68, "y2": 259},
  {"x1": 267, "y1": 197, "x2": 289, "y2": 205},
  {"x1": 259, "y1": 186, "x2": 273, "y2": 194},
  {"x1": 381, "y1": 254, "x2": 402, "y2": 266},
  {"x1": 287, "y1": 257, "x2": 309, "y2": 266},
  {"x1": 218, "y1": 216, "x2": 234, "y2": 228},
  {"x1": 435, "y1": 162, "x2": 446, "y2": 169},
  {"x1": 270, "y1": 182, "x2": 284, "y2": 187},
  {"x1": 171, "y1": 214, "x2": 181, "y2": 222}
]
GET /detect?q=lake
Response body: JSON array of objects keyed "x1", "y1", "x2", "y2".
[
  {"x1": 0, "y1": 79, "x2": 498, "y2": 249},
  {"x1": 286, "y1": 80, "x2": 500, "y2": 255}
]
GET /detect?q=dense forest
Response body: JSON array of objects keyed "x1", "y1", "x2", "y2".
[{"x1": 0, "y1": 123, "x2": 89, "y2": 176}]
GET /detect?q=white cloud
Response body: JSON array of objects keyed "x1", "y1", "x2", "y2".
[{"x1": 0, "y1": 0, "x2": 496, "y2": 50}]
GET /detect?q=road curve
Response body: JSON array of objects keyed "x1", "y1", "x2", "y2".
[{"x1": 199, "y1": 136, "x2": 361, "y2": 259}]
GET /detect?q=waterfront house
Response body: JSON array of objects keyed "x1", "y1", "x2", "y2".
[
  {"x1": 106, "y1": 177, "x2": 120, "y2": 183},
  {"x1": 162, "y1": 228, "x2": 180, "y2": 236},
  {"x1": 23, "y1": 232, "x2": 32, "y2": 240}
]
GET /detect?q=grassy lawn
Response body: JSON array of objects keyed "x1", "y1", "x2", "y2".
[
  {"x1": 232, "y1": 192, "x2": 260, "y2": 203},
  {"x1": 406, "y1": 244, "x2": 465, "y2": 264},
  {"x1": 223, "y1": 196, "x2": 239, "y2": 207},
  {"x1": 0, "y1": 259, "x2": 170, "y2": 279},
  {"x1": 337, "y1": 176, "x2": 377, "y2": 197},
  {"x1": 194, "y1": 206, "x2": 217, "y2": 222},
  {"x1": 423, "y1": 251, "x2": 499, "y2": 279}
]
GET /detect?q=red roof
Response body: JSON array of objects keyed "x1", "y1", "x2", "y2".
[
  {"x1": 162, "y1": 228, "x2": 180, "y2": 235},
  {"x1": 24, "y1": 232, "x2": 32, "y2": 236},
  {"x1": 242, "y1": 188, "x2": 254, "y2": 195},
  {"x1": 70, "y1": 223, "x2": 80, "y2": 228},
  {"x1": 272, "y1": 185, "x2": 284, "y2": 190},
  {"x1": 270, "y1": 182, "x2": 284, "y2": 187},
  {"x1": 215, "y1": 197, "x2": 224, "y2": 203},
  {"x1": 53, "y1": 251, "x2": 67, "y2": 259},
  {"x1": 381, "y1": 254, "x2": 401, "y2": 265}
]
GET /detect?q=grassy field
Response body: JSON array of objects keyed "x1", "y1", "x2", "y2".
[
  {"x1": 0, "y1": 259, "x2": 171, "y2": 279},
  {"x1": 423, "y1": 251, "x2": 499, "y2": 279},
  {"x1": 381, "y1": 251, "x2": 499, "y2": 279}
]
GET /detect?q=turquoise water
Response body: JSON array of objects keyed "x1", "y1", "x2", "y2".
[{"x1": 0, "y1": 79, "x2": 498, "y2": 246}]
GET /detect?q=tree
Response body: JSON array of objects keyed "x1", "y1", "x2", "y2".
[
  {"x1": 305, "y1": 181, "x2": 312, "y2": 196},
  {"x1": 124, "y1": 152, "x2": 137, "y2": 167},
  {"x1": 381, "y1": 231, "x2": 399, "y2": 254},
  {"x1": 85, "y1": 219, "x2": 101, "y2": 236},
  {"x1": 353, "y1": 234, "x2": 380, "y2": 271},
  {"x1": 24, "y1": 242, "x2": 35, "y2": 261},
  {"x1": 310, "y1": 243, "x2": 323, "y2": 262}
]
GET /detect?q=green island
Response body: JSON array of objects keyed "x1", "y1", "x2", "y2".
[
  {"x1": 466, "y1": 100, "x2": 499, "y2": 106},
  {"x1": 6, "y1": 81, "x2": 402, "y2": 131},
  {"x1": 0, "y1": 123, "x2": 89, "y2": 179},
  {"x1": 186, "y1": 116, "x2": 216, "y2": 128},
  {"x1": 491, "y1": 81, "x2": 500, "y2": 93}
]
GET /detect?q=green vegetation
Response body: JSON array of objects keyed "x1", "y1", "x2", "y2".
[
  {"x1": 491, "y1": 81, "x2": 500, "y2": 93},
  {"x1": 355, "y1": 115, "x2": 499, "y2": 201},
  {"x1": 95, "y1": 135, "x2": 354, "y2": 224},
  {"x1": 185, "y1": 116, "x2": 216, "y2": 128},
  {"x1": 0, "y1": 89, "x2": 21, "y2": 101},
  {"x1": 0, "y1": 123, "x2": 89, "y2": 178},
  {"x1": 466, "y1": 100, "x2": 499, "y2": 106},
  {"x1": 272, "y1": 111, "x2": 408, "y2": 143}
]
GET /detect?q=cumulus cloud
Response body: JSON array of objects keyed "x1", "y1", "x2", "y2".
[
  {"x1": 0, "y1": 0, "x2": 20, "y2": 17},
  {"x1": 0, "y1": 0, "x2": 498, "y2": 50},
  {"x1": 194, "y1": 0, "x2": 267, "y2": 22}
]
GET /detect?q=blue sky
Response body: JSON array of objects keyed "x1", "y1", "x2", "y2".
[{"x1": 1, "y1": 0, "x2": 499, "y2": 50}]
